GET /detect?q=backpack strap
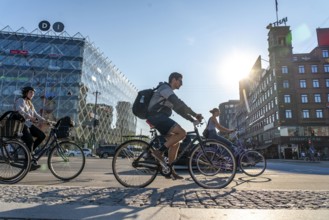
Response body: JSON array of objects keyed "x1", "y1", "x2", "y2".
[{"x1": 148, "y1": 83, "x2": 167, "y2": 114}]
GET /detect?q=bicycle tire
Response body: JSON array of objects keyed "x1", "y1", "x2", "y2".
[
  {"x1": 112, "y1": 140, "x2": 158, "y2": 188},
  {"x1": 0, "y1": 139, "x2": 31, "y2": 184},
  {"x1": 48, "y1": 141, "x2": 85, "y2": 181},
  {"x1": 188, "y1": 140, "x2": 236, "y2": 189},
  {"x1": 239, "y1": 150, "x2": 266, "y2": 177}
]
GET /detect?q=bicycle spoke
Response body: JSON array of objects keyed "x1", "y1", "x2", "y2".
[
  {"x1": 239, "y1": 150, "x2": 266, "y2": 177},
  {"x1": 0, "y1": 140, "x2": 30, "y2": 184},
  {"x1": 48, "y1": 141, "x2": 85, "y2": 180},
  {"x1": 112, "y1": 140, "x2": 158, "y2": 188},
  {"x1": 189, "y1": 140, "x2": 236, "y2": 189}
]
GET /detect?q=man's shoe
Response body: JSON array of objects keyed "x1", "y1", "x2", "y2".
[
  {"x1": 166, "y1": 173, "x2": 184, "y2": 180},
  {"x1": 30, "y1": 162, "x2": 41, "y2": 171},
  {"x1": 171, "y1": 172, "x2": 184, "y2": 180}
]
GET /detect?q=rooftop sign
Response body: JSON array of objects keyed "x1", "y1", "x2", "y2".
[{"x1": 38, "y1": 20, "x2": 64, "y2": 32}]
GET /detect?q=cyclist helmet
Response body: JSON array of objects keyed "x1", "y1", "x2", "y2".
[{"x1": 21, "y1": 86, "x2": 35, "y2": 98}]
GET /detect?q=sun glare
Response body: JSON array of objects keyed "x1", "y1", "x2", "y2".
[{"x1": 218, "y1": 50, "x2": 257, "y2": 87}]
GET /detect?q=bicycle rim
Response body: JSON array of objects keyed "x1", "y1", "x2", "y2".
[
  {"x1": 0, "y1": 139, "x2": 31, "y2": 184},
  {"x1": 112, "y1": 140, "x2": 158, "y2": 188},
  {"x1": 188, "y1": 140, "x2": 236, "y2": 189},
  {"x1": 239, "y1": 150, "x2": 266, "y2": 177},
  {"x1": 48, "y1": 141, "x2": 85, "y2": 180}
]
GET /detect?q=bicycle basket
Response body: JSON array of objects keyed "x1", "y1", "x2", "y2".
[
  {"x1": 0, "y1": 111, "x2": 25, "y2": 138},
  {"x1": 55, "y1": 116, "x2": 74, "y2": 138}
]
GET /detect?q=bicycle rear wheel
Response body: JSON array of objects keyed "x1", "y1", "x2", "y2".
[
  {"x1": 0, "y1": 139, "x2": 31, "y2": 184},
  {"x1": 48, "y1": 141, "x2": 85, "y2": 181},
  {"x1": 188, "y1": 140, "x2": 236, "y2": 189},
  {"x1": 112, "y1": 140, "x2": 158, "y2": 188},
  {"x1": 239, "y1": 150, "x2": 266, "y2": 177}
]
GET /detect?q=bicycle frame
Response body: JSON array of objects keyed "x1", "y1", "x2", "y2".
[
  {"x1": 148, "y1": 123, "x2": 214, "y2": 167},
  {"x1": 229, "y1": 131, "x2": 248, "y2": 157},
  {"x1": 32, "y1": 127, "x2": 63, "y2": 161}
]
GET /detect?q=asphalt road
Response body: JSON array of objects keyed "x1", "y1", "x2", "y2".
[{"x1": 11, "y1": 158, "x2": 329, "y2": 191}]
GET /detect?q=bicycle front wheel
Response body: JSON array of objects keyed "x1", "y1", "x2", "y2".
[
  {"x1": 189, "y1": 140, "x2": 236, "y2": 189},
  {"x1": 112, "y1": 140, "x2": 158, "y2": 188},
  {"x1": 0, "y1": 139, "x2": 31, "y2": 184},
  {"x1": 188, "y1": 140, "x2": 236, "y2": 189},
  {"x1": 48, "y1": 141, "x2": 85, "y2": 181},
  {"x1": 239, "y1": 150, "x2": 266, "y2": 177}
]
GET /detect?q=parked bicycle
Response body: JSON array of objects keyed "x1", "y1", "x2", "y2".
[
  {"x1": 112, "y1": 121, "x2": 237, "y2": 189},
  {"x1": 1, "y1": 114, "x2": 86, "y2": 183},
  {"x1": 0, "y1": 111, "x2": 31, "y2": 184},
  {"x1": 231, "y1": 130, "x2": 266, "y2": 177}
]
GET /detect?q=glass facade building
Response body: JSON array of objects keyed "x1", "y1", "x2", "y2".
[{"x1": 0, "y1": 26, "x2": 149, "y2": 147}]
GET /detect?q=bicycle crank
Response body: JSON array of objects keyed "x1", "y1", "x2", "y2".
[{"x1": 159, "y1": 163, "x2": 172, "y2": 177}]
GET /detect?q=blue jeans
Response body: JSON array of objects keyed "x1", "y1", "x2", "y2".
[{"x1": 208, "y1": 130, "x2": 234, "y2": 148}]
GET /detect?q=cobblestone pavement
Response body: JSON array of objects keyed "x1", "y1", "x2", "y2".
[{"x1": 1, "y1": 185, "x2": 329, "y2": 210}]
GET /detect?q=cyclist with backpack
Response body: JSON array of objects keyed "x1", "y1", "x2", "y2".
[{"x1": 146, "y1": 72, "x2": 203, "y2": 180}]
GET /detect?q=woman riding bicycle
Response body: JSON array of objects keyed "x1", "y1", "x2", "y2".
[
  {"x1": 205, "y1": 108, "x2": 235, "y2": 149},
  {"x1": 14, "y1": 86, "x2": 50, "y2": 170}
]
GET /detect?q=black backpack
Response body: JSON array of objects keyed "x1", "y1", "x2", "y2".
[{"x1": 132, "y1": 85, "x2": 160, "y2": 119}]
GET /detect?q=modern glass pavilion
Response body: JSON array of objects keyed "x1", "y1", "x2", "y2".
[{"x1": 0, "y1": 26, "x2": 149, "y2": 147}]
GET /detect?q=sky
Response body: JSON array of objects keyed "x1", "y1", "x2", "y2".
[{"x1": 1, "y1": 0, "x2": 329, "y2": 131}]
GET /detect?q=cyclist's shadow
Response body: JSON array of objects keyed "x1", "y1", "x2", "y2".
[{"x1": 230, "y1": 175, "x2": 272, "y2": 188}]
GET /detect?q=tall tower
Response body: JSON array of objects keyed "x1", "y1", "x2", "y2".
[{"x1": 267, "y1": 26, "x2": 293, "y2": 67}]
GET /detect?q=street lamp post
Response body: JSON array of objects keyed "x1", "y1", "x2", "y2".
[{"x1": 92, "y1": 91, "x2": 101, "y2": 151}]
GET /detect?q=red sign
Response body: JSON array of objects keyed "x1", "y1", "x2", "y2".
[
  {"x1": 10, "y1": 50, "x2": 28, "y2": 55},
  {"x1": 317, "y1": 28, "x2": 329, "y2": 46}
]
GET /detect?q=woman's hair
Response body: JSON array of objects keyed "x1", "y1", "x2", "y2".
[
  {"x1": 21, "y1": 86, "x2": 35, "y2": 98},
  {"x1": 25, "y1": 99, "x2": 35, "y2": 111},
  {"x1": 21, "y1": 86, "x2": 35, "y2": 111},
  {"x1": 209, "y1": 108, "x2": 219, "y2": 114}
]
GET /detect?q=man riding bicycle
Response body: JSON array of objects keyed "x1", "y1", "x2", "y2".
[{"x1": 146, "y1": 72, "x2": 203, "y2": 180}]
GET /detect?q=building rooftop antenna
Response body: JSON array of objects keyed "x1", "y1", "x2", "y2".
[{"x1": 275, "y1": 0, "x2": 279, "y2": 24}]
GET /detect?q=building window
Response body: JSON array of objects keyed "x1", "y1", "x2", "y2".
[
  {"x1": 298, "y1": 65, "x2": 305, "y2": 74},
  {"x1": 281, "y1": 66, "x2": 288, "y2": 74},
  {"x1": 314, "y1": 94, "x2": 321, "y2": 103},
  {"x1": 326, "y1": 79, "x2": 329, "y2": 87},
  {"x1": 316, "y1": 109, "x2": 323, "y2": 118},
  {"x1": 301, "y1": 94, "x2": 308, "y2": 103},
  {"x1": 283, "y1": 80, "x2": 289, "y2": 88},
  {"x1": 299, "y1": 80, "x2": 307, "y2": 88},
  {"x1": 311, "y1": 65, "x2": 318, "y2": 73},
  {"x1": 285, "y1": 110, "x2": 292, "y2": 118},
  {"x1": 302, "y1": 110, "x2": 310, "y2": 118},
  {"x1": 328, "y1": 94, "x2": 329, "y2": 102},
  {"x1": 284, "y1": 95, "x2": 291, "y2": 103},
  {"x1": 325, "y1": 64, "x2": 329, "y2": 73},
  {"x1": 312, "y1": 79, "x2": 320, "y2": 88},
  {"x1": 323, "y1": 50, "x2": 329, "y2": 58}
]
